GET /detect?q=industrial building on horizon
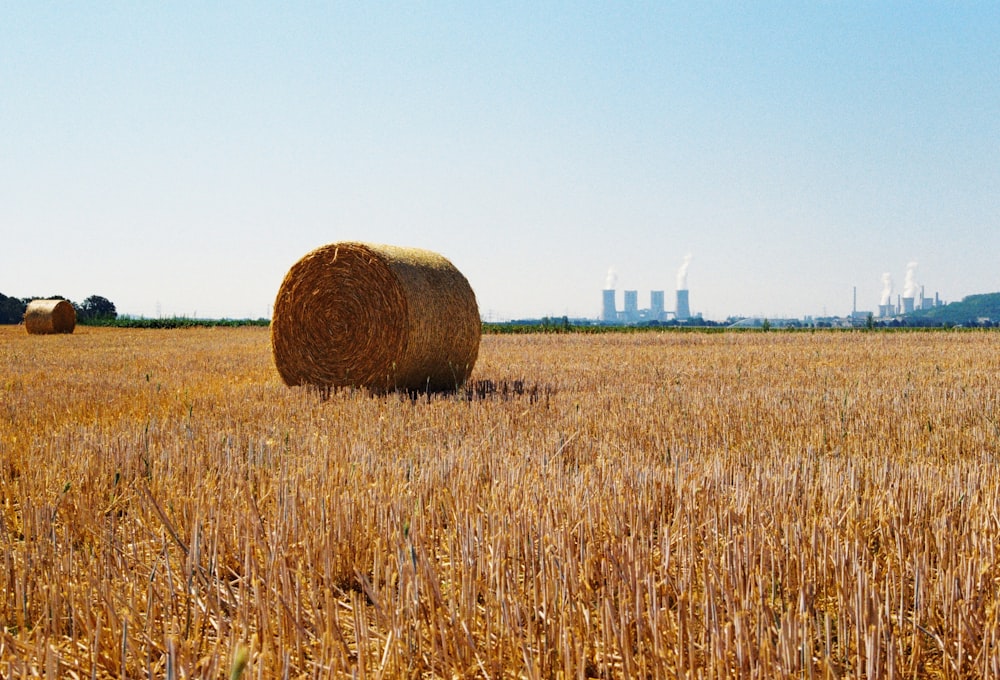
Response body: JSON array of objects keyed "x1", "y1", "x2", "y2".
[
  {"x1": 873, "y1": 287, "x2": 941, "y2": 318},
  {"x1": 601, "y1": 255, "x2": 694, "y2": 324},
  {"x1": 596, "y1": 259, "x2": 948, "y2": 325},
  {"x1": 870, "y1": 262, "x2": 943, "y2": 319},
  {"x1": 602, "y1": 288, "x2": 692, "y2": 323}
]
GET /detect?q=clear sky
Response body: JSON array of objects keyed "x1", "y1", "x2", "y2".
[{"x1": 3, "y1": 3, "x2": 998, "y2": 321}]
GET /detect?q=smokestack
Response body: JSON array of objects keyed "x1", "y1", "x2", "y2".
[
  {"x1": 853, "y1": 286, "x2": 857, "y2": 315},
  {"x1": 601, "y1": 289, "x2": 616, "y2": 323},
  {"x1": 676, "y1": 254, "x2": 692, "y2": 291},
  {"x1": 676, "y1": 289, "x2": 690, "y2": 320}
]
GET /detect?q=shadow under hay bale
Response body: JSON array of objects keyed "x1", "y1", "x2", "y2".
[
  {"x1": 271, "y1": 241, "x2": 480, "y2": 393},
  {"x1": 460, "y1": 379, "x2": 555, "y2": 406},
  {"x1": 24, "y1": 299, "x2": 76, "y2": 334}
]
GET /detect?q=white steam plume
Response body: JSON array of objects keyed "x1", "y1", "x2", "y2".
[
  {"x1": 676, "y1": 253, "x2": 693, "y2": 291},
  {"x1": 604, "y1": 266, "x2": 618, "y2": 290},
  {"x1": 903, "y1": 261, "x2": 918, "y2": 298},
  {"x1": 880, "y1": 272, "x2": 893, "y2": 306}
]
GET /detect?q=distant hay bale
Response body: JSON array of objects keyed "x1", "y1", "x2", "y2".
[
  {"x1": 24, "y1": 299, "x2": 76, "y2": 335},
  {"x1": 271, "y1": 241, "x2": 481, "y2": 393}
]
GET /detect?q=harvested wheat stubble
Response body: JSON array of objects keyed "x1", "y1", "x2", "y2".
[
  {"x1": 23, "y1": 299, "x2": 76, "y2": 334},
  {"x1": 271, "y1": 241, "x2": 480, "y2": 393}
]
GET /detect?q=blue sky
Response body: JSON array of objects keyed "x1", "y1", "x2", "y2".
[{"x1": 3, "y1": 3, "x2": 998, "y2": 320}]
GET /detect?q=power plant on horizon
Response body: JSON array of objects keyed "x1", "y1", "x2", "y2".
[
  {"x1": 601, "y1": 255, "x2": 694, "y2": 324},
  {"x1": 601, "y1": 288, "x2": 692, "y2": 323},
  {"x1": 600, "y1": 258, "x2": 943, "y2": 325},
  {"x1": 858, "y1": 262, "x2": 942, "y2": 321}
]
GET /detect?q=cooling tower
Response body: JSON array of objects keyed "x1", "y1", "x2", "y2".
[
  {"x1": 676, "y1": 289, "x2": 690, "y2": 320},
  {"x1": 624, "y1": 290, "x2": 638, "y2": 323},
  {"x1": 902, "y1": 297, "x2": 915, "y2": 314},
  {"x1": 650, "y1": 290, "x2": 665, "y2": 321},
  {"x1": 601, "y1": 289, "x2": 617, "y2": 323}
]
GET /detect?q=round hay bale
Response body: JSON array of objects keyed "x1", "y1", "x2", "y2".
[
  {"x1": 271, "y1": 241, "x2": 480, "y2": 393},
  {"x1": 24, "y1": 299, "x2": 76, "y2": 334}
]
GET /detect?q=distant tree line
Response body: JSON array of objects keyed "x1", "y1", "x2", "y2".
[{"x1": 0, "y1": 293, "x2": 117, "y2": 324}]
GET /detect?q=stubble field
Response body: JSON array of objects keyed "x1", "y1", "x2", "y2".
[{"x1": 2, "y1": 326, "x2": 1000, "y2": 678}]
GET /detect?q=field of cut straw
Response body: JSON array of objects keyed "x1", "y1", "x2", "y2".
[{"x1": 2, "y1": 326, "x2": 1000, "y2": 678}]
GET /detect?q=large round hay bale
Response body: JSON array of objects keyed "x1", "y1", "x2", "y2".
[
  {"x1": 271, "y1": 241, "x2": 480, "y2": 393},
  {"x1": 24, "y1": 299, "x2": 76, "y2": 334}
]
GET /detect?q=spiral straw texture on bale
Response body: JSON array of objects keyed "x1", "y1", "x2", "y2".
[
  {"x1": 24, "y1": 299, "x2": 76, "y2": 334},
  {"x1": 271, "y1": 242, "x2": 480, "y2": 393}
]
